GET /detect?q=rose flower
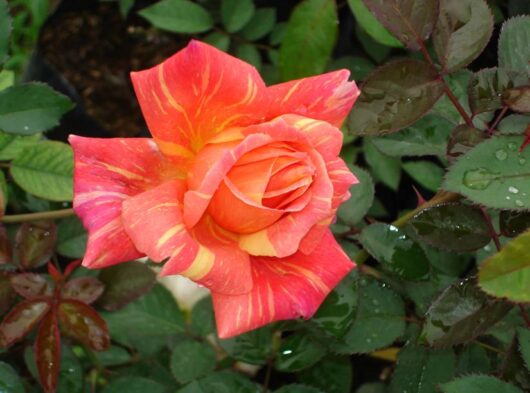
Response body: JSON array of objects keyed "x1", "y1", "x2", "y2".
[{"x1": 70, "y1": 41, "x2": 360, "y2": 338}]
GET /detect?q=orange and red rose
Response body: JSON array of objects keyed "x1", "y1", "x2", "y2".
[{"x1": 70, "y1": 41, "x2": 360, "y2": 338}]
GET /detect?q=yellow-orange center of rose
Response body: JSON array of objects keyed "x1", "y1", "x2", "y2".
[{"x1": 208, "y1": 142, "x2": 316, "y2": 234}]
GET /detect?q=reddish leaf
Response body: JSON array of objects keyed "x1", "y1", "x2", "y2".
[
  {"x1": 14, "y1": 220, "x2": 57, "y2": 269},
  {"x1": 0, "y1": 299, "x2": 50, "y2": 347},
  {"x1": 47, "y1": 263, "x2": 62, "y2": 282},
  {"x1": 503, "y1": 86, "x2": 530, "y2": 113},
  {"x1": 10, "y1": 273, "x2": 53, "y2": 300},
  {"x1": 58, "y1": 300, "x2": 109, "y2": 351},
  {"x1": 0, "y1": 226, "x2": 12, "y2": 264},
  {"x1": 0, "y1": 273, "x2": 15, "y2": 316},
  {"x1": 62, "y1": 277, "x2": 104, "y2": 305},
  {"x1": 97, "y1": 261, "x2": 156, "y2": 311},
  {"x1": 35, "y1": 311, "x2": 60, "y2": 393},
  {"x1": 63, "y1": 260, "x2": 81, "y2": 279}
]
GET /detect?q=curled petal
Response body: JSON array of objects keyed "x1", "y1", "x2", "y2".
[
  {"x1": 122, "y1": 181, "x2": 252, "y2": 295},
  {"x1": 267, "y1": 70, "x2": 360, "y2": 128},
  {"x1": 131, "y1": 40, "x2": 269, "y2": 167},
  {"x1": 70, "y1": 136, "x2": 181, "y2": 268},
  {"x1": 212, "y1": 231, "x2": 355, "y2": 338},
  {"x1": 239, "y1": 147, "x2": 333, "y2": 258}
]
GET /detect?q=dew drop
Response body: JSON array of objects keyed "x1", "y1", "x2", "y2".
[
  {"x1": 519, "y1": 158, "x2": 527, "y2": 165},
  {"x1": 508, "y1": 186, "x2": 519, "y2": 194},
  {"x1": 495, "y1": 149, "x2": 508, "y2": 160},
  {"x1": 515, "y1": 199, "x2": 524, "y2": 207},
  {"x1": 507, "y1": 142, "x2": 518, "y2": 151},
  {"x1": 463, "y1": 168, "x2": 500, "y2": 190}
]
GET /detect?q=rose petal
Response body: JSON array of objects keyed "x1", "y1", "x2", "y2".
[
  {"x1": 212, "y1": 231, "x2": 355, "y2": 338},
  {"x1": 267, "y1": 70, "x2": 360, "y2": 128},
  {"x1": 122, "y1": 181, "x2": 252, "y2": 295},
  {"x1": 70, "y1": 136, "x2": 181, "y2": 268},
  {"x1": 131, "y1": 40, "x2": 269, "y2": 167},
  {"x1": 239, "y1": 146, "x2": 333, "y2": 258}
]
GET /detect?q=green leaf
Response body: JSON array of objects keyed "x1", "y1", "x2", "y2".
[
  {"x1": 499, "y1": 115, "x2": 530, "y2": 135},
  {"x1": 297, "y1": 356, "x2": 352, "y2": 393},
  {"x1": 275, "y1": 385, "x2": 322, "y2": 393},
  {"x1": 443, "y1": 135, "x2": 530, "y2": 210},
  {"x1": 10, "y1": 141, "x2": 73, "y2": 201},
  {"x1": 98, "y1": 261, "x2": 157, "y2": 311},
  {"x1": 190, "y1": 296, "x2": 215, "y2": 337},
  {"x1": 203, "y1": 32, "x2": 230, "y2": 52},
  {"x1": 240, "y1": 8, "x2": 276, "y2": 40},
  {"x1": 404, "y1": 272, "x2": 456, "y2": 315},
  {"x1": 421, "y1": 279, "x2": 512, "y2": 347},
  {"x1": 363, "y1": 139, "x2": 401, "y2": 190},
  {"x1": 328, "y1": 56, "x2": 375, "y2": 81},
  {"x1": 101, "y1": 284, "x2": 185, "y2": 343},
  {"x1": 360, "y1": 0, "x2": 438, "y2": 50},
  {"x1": 138, "y1": 0, "x2": 213, "y2": 34},
  {"x1": 170, "y1": 339, "x2": 216, "y2": 384},
  {"x1": 468, "y1": 68, "x2": 528, "y2": 115},
  {"x1": 499, "y1": 211, "x2": 530, "y2": 238},
  {"x1": 371, "y1": 114, "x2": 453, "y2": 158},
  {"x1": 503, "y1": 86, "x2": 530, "y2": 113},
  {"x1": 402, "y1": 160, "x2": 444, "y2": 192},
  {"x1": 407, "y1": 203, "x2": 491, "y2": 252},
  {"x1": 177, "y1": 371, "x2": 258, "y2": 393},
  {"x1": 339, "y1": 276, "x2": 405, "y2": 353},
  {"x1": 279, "y1": 0, "x2": 338, "y2": 80},
  {"x1": 499, "y1": 334, "x2": 530, "y2": 391},
  {"x1": 446, "y1": 125, "x2": 486, "y2": 162},
  {"x1": 456, "y1": 344, "x2": 491, "y2": 375},
  {"x1": 498, "y1": 16, "x2": 530, "y2": 74},
  {"x1": 0, "y1": 70, "x2": 14, "y2": 91},
  {"x1": 269, "y1": 22, "x2": 287, "y2": 46},
  {"x1": 337, "y1": 165, "x2": 374, "y2": 225},
  {"x1": 219, "y1": 326, "x2": 273, "y2": 365},
  {"x1": 0, "y1": 362, "x2": 25, "y2": 393},
  {"x1": 275, "y1": 333, "x2": 326, "y2": 372},
  {"x1": 432, "y1": 70, "x2": 472, "y2": 124},
  {"x1": 0, "y1": 0, "x2": 11, "y2": 64},
  {"x1": 349, "y1": 59, "x2": 444, "y2": 135},
  {"x1": 0, "y1": 131, "x2": 40, "y2": 161},
  {"x1": 119, "y1": 0, "x2": 135, "y2": 17},
  {"x1": 355, "y1": 23, "x2": 391, "y2": 63},
  {"x1": 56, "y1": 216, "x2": 87, "y2": 258},
  {"x1": 478, "y1": 230, "x2": 530, "y2": 302},
  {"x1": 347, "y1": 0, "x2": 402, "y2": 47},
  {"x1": 102, "y1": 377, "x2": 166, "y2": 393},
  {"x1": 433, "y1": 0, "x2": 494, "y2": 72},
  {"x1": 440, "y1": 375, "x2": 523, "y2": 393},
  {"x1": 96, "y1": 346, "x2": 132, "y2": 367},
  {"x1": 0, "y1": 83, "x2": 73, "y2": 135},
  {"x1": 235, "y1": 44, "x2": 261, "y2": 70},
  {"x1": 360, "y1": 223, "x2": 429, "y2": 280},
  {"x1": 518, "y1": 327, "x2": 530, "y2": 371},
  {"x1": 389, "y1": 346, "x2": 455, "y2": 393},
  {"x1": 311, "y1": 274, "x2": 358, "y2": 338},
  {"x1": 221, "y1": 0, "x2": 255, "y2": 33}
]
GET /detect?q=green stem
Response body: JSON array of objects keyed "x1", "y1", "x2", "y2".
[{"x1": 1, "y1": 208, "x2": 75, "y2": 223}]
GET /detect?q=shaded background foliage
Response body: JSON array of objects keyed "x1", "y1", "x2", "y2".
[{"x1": 0, "y1": 0, "x2": 529, "y2": 392}]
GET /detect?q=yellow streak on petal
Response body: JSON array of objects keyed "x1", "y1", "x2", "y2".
[
  {"x1": 208, "y1": 127, "x2": 244, "y2": 144},
  {"x1": 152, "y1": 91, "x2": 168, "y2": 114},
  {"x1": 75, "y1": 191, "x2": 128, "y2": 205},
  {"x1": 90, "y1": 218, "x2": 120, "y2": 241},
  {"x1": 281, "y1": 262, "x2": 329, "y2": 294},
  {"x1": 155, "y1": 139, "x2": 195, "y2": 159},
  {"x1": 281, "y1": 80, "x2": 303, "y2": 104},
  {"x1": 147, "y1": 202, "x2": 180, "y2": 213},
  {"x1": 156, "y1": 224, "x2": 185, "y2": 248},
  {"x1": 266, "y1": 281, "x2": 275, "y2": 318},
  {"x1": 100, "y1": 163, "x2": 145, "y2": 181},
  {"x1": 181, "y1": 245, "x2": 214, "y2": 280},
  {"x1": 239, "y1": 231, "x2": 277, "y2": 257}
]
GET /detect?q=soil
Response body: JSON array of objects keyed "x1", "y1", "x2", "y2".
[{"x1": 38, "y1": 0, "x2": 186, "y2": 137}]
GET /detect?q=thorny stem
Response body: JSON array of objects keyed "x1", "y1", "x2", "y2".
[
  {"x1": 487, "y1": 106, "x2": 509, "y2": 136},
  {"x1": 473, "y1": 340, "x2": 505, "y2": 355},
  {"x1": 480, "y1": 207, "x2": 502, "y2": 252},
  {"x1": 415, "y1": 36, "x2": 475, "y2": 128},
  {"x1": 1, "y1": 208, "x2": 74, "y2": 223}
]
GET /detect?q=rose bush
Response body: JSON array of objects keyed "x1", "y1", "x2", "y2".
[{"x1": 69, "y1": 40, "x2": 360, "y2": 338}]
